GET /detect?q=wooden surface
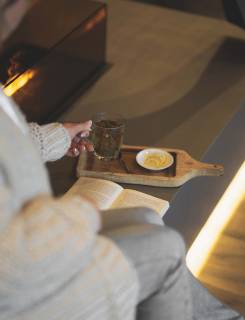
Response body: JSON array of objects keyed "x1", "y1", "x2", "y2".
[
  {"x1": 77, "y1": 145, "x2": 223, "y2": 187},
  {"x1": 199, "y1": 198, "x2": 245, "y2": 316}
]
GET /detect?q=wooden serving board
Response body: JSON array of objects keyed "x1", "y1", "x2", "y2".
[{"x1": 76, "y1": 145, "x2": 224, "y2": 187}]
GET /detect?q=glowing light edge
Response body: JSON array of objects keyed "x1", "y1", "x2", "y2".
[
  {"x1": 2, "y1": 70, "x2": 35, "y2": 97},
  {"x1": 186, "y1": 161, "x2": 245, "y2": 277}
]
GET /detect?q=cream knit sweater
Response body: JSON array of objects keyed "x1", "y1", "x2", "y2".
[
  {"x1": 0, "y1": 90, "x2": 138, "y2": 320},
  {"x1": 28, "y1": 122, "x2": 71, "y2": 162}
]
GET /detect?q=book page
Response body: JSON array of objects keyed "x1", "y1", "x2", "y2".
[
  {"x1": 66, "y1": 177, "x2": 123, "y2": 210},
  {"x1": 111, "y1": 189, "x2": 169, "y2": 217}
]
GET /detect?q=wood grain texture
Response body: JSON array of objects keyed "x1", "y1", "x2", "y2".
[
  {"x1": 199, "y1": 199, "x2": 245, "y2": 315},
  {"x1": 77, "y1": 145, "x2": 223, "y2": 187}
]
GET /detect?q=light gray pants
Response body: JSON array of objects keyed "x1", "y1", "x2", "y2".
[{"x1": 101, "y1": 207, "x2": 243, "y2": 320}]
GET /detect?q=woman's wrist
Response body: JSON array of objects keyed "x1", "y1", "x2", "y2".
[{"x1": 29, "y1": 122, "x2": 71, "y2": 162}]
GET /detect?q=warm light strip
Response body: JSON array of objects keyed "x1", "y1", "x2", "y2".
[
  {"x1": 2, "y1": 70, "x2": 35, "y2": 97},
  {"x1": 186, "y1": 161, "x2": 245, "y2": 277},
  {"x1": 83, "y1": 8, "x2": 106, "y2": 33}
]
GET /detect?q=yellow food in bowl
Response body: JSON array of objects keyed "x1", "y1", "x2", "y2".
[{"x1": 143, "y1": 153, "x2": 167, "y2": 169}]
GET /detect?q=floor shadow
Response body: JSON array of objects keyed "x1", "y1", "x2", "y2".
[
  {"x1": 129, "y1": 0, "x2": 225, "y2": 19},
  {"x1": 125, "y1": 37, "x2": 245, "y2": 145}
]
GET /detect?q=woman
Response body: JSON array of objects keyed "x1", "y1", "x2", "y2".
[{"x1": 0, "y1": 1, "x2": 243, "y2": 319}]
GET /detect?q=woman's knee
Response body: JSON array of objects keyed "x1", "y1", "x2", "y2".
[
  {"x1": 101, "y1": 206, "x2": 163, "y2": 232},
  {"x1": 152, "y1": 225, "x2": 186, "y2": 261},
  {"x1": 129, "y1": 207, "x2": 164, "y2": 226},
  {"x1": 103, "y1": 222, "x2": 186, "y2": 268}
]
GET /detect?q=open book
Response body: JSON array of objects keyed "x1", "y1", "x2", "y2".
[{"x1": 66, "y1": 177, "x2": 169, "y2": 217}]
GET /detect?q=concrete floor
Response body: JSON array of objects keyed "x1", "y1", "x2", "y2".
[
  {"x1": 59, "y1": 0, "x2": 245, "y2": 160},
  {"x1": 48, "y1": 0, "x2": 245, "y2": 314},
  {"x1": 129, "y1": 0, "x2": 225, "y2": 19}
]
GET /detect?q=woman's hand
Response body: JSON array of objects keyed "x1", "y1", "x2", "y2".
[{"x1": 63, "y1": 121, "x2": 94, "y2": 157}]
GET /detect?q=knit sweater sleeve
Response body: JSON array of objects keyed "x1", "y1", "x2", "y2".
[
  {"x1": 0, "y1": 195, "x2": 101, "y2": 312},
  {"x1": 28, "y1": 122, "x2": 71, "y2": 162}
]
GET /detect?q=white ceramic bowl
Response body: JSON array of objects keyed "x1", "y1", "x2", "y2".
[{"x1": 136, "y1": 148, "x2": 174, "y2": 171}]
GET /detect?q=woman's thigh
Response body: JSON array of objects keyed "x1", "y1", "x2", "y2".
[{"x1": 101, "y1": 221, "x2": 186, "y2": 303}]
